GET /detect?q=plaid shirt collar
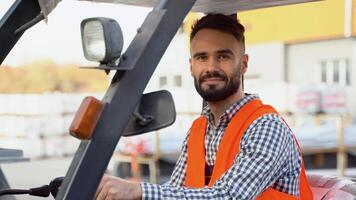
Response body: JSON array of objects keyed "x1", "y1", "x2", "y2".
[{"x1": 201, "y1": 93, "x2": 260, "y2": 127}]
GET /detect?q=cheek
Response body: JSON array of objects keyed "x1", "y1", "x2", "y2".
[
  {"x1": 190, "y1": 63, "x2": 203, "y2": 77},
  {"x1": 220, "y1": 63, "x2": 235, "y2": 75},
  {"x1": 223, "y1": 63, "x2": 241, "y2": 80},
  {"x1": 190, "y1": 68, "x2": 200, "y2": 81}
]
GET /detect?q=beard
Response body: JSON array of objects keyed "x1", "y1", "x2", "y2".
[{"x1": 194, "y1": 68, "x2": 241, "y2": 102}]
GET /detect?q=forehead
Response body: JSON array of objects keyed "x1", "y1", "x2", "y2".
[{"x1": 190, "y1": 29, "x2": 241, "y2": 54}]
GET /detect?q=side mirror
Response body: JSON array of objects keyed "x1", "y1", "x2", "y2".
[
  {"x1": 123, "y1": 90, "x2": 176, "y2": 136},
  {"x1": 80, "y1": 17, "x2": 124, "y2": 65}
]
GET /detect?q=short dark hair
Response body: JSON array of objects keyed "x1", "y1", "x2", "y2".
[{"x1": 190, "y1": 14, "x2": 245, "y2": 49}]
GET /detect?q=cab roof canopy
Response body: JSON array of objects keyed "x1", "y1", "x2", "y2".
[
  {"x1": 41, "y1": 0, "x2": 320, "y2": 17},
  {"x1": 81, "y1": 0, "x2": 319, "y2": 14}
]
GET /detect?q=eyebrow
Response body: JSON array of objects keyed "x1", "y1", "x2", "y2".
[
  {"x1": 192, "y1": 49, "x2": 235, "y2": 59},
  {"x1": 216, "y1": 49, "x2": 234, "y2": 55}
]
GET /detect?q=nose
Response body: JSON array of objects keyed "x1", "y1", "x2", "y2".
[{"x1": 206, "y1": 57, "x2": 219, "y2": 70}]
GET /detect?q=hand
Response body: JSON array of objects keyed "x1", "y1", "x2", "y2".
[{"x1": 94, "y1": 174, "x2": 142, "y2": 200}]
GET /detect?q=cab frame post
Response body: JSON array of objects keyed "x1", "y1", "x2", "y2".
[{"x1": 56, "y1": 0, "x2": 196, "y2": 199}]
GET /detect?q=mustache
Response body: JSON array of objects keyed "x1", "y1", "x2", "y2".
[{"x1": 199, "y1": 71, "x2": 228, "y2": 83}]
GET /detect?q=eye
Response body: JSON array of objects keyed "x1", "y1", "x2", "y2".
[
  {"x1": 218, "y1": 54, "x2": 230, "y2": 60},
  {"x1": 195, "y1": 55, "x2": 208, "y2": 61}
]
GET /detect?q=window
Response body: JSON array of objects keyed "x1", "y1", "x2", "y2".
[
  {"x1": 320, "y1": 59, "x2": 350, "y2": 86},
  {"x1": 159, "y1": 76, "x2": 167, "y2": 87},
  {"x1": 173, "y1": 75, "x2": 182, "y2": 87},
  {"x1": 333, "y1": 60, "x2": 339, "y2": 83},
  {"x1": 321, "y1": 61, "x2": 327, "y2": 83}
]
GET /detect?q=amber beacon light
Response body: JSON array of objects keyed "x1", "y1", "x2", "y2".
[{"x1": 69, "y1": 96, "x2": 105, "y2": 140}]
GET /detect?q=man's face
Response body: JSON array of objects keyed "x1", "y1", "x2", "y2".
[{"x1": 190, "y1": 29, "x2": 248, "y2": 102}]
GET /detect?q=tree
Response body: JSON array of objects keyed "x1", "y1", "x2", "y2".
[{"x1": 0, "y1": 60, "x2": 108, "y2": 93}]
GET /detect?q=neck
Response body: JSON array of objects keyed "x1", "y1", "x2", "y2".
[{"x1": 207, "y1": 89, "x2": 245, "y2": 126}]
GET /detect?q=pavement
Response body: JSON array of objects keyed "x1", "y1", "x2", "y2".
[{"x1": 1, "y1": 157, "x2": 72, "y2": 200}]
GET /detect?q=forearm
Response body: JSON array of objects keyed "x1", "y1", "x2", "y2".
[{"x1": 141, "y1": 182, "x2": 230, "y2": 200}]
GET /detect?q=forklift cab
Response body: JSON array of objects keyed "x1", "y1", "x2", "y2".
[{"x1": 1, "y1": 0, "x2": 356, "y2": 199}]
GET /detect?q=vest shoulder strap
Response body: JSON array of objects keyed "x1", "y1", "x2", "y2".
[
  {"x1": 185, "y1": 116, "x2": 208, "y2": 187},
  {"x1": 209, "y1": 102, "x2": 276, "y2": 186}
]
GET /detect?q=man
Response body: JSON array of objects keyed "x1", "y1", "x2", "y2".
[{"x1": 95, "y1": 14, "x2": 313, "y2": 200}]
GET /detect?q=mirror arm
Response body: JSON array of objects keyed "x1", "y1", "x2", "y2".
[{"x1": 133, "y1": 111, "x2": 154, "y2": 126}]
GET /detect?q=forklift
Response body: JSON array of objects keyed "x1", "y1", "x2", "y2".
[{"x1": 1, "y1": 0, "x2": 356, "y2": 199}]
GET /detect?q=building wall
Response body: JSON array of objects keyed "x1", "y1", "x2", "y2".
[
  {"x1": 352, "y1": 0, "x2": 356, "y2": 35},
  {"x1": 238, "y1": 0, "x2": 347, "y2": 44},
  {"x1": 287, "y1": 39, "x2": 353, "y2": 83},
  {"x1": 148, "y1": 19, "x2": 356, "y2": 116},
  {"x1": 287, "y1": 38, "x2": 355, "y2": 115},
  {"x1": 145, "y1": 30, "x2": 202, "y2": 113},
  {"x1": 146, "y1": 31, "x2": 191, "y2": 90},
  {"x1": 246, "y1": 42, "x2": 285, "y2": 83},
  {"x1": 351, "y1": 38, "x2": 356, "y2": 116}
]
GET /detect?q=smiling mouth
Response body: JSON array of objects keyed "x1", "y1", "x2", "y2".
[
  {"x1": 204, "y1": 78, "x2": 223, "y2": 81},
  {"x1": 201, "y1": 77, "x2": 226, "y2": 84}
]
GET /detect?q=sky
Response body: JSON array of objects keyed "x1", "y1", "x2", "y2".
[{"x1": 0, "y1": 0, "x2": 151, "y2": 66}]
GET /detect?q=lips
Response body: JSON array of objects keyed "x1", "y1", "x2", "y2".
[
  {"x1": 202, "y1": 77, "x2": 225, "y2": 83},
  {"x1": 199, "y1": 72, "x2": 227, "y2": 85}
]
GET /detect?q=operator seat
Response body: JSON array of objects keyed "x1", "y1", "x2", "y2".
[{"x1": 308, "y1": 174, "x2": 356, "y2": 199}]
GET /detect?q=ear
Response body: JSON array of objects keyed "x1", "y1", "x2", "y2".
[
  {"x1": 189, "y1": 58, "x2": 193, "y2": 76},
  {"x1": 241, "y1": 54, "x2": 249, "y2": 74}
]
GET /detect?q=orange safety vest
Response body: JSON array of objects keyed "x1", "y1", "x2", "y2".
[{"x1": 185, "y1": 99, "x2": 313, "y2": 200}]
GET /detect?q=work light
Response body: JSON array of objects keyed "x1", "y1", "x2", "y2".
[{"x1": 81, "y1": 17, "x2": 123, "y2": 64}]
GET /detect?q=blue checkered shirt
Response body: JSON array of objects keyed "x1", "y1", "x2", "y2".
[{"x1": 141, "y1": 94, "x2": 301, "y2": 199}]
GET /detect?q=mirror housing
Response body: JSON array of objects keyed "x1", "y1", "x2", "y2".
[
  {"x1": 80, "y1": 17, "x2": 124, "y2": 64},
  {"x1": 123, "y1": 90, "x2": 176, "y2": 136}
]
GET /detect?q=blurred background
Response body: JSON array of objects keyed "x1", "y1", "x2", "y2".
[{"x1": 0, "y1": 0, "x2": 356, "y2": 199}]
